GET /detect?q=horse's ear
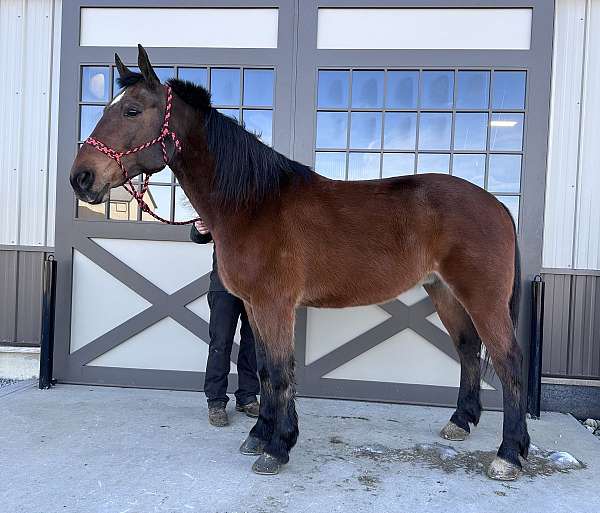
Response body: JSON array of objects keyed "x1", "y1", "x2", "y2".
[
  {"x1": 137, "y1": 44, "x2": 160, "y2": 89},
  {"x1": 114, "y1": 53, "x2": 134, "y2": 80}
]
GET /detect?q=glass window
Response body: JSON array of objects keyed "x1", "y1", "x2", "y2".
[
  {"x1": 383, "y1": 112, "x2": 417, "y2": 150},
  {"x1": 348, "y1": 153, "x2": 380, "y2": 180},
  {"x1": 496, "y1": 195, "x2": 520, "y2": 227},
  {"x1": 178, "y1": 68, "x2": 208, "y2": 87},
  {"x1": 243, "y1": 110, "x2": 273, "y2": 146},
  {"x1": 141, "y1": 185, "x2": 172, "y2": 222},
  {"x1": 244, "y1": 69, "x2": 274, "y2": 107},
  {"x1": 417, "y1": 153, "x2": 450, "y2": 174},
  {"x1": 80, "y1": 105, "x2": 104, "y2": 140},
  {"x1": 316, "y1": 112, "x2": 348, "y2": 149},
  {"x1": 154, "y1": 67, "x2": 175, "y2": 84},
  {"x1": 490, "y1": 113, "x2": 524, "y2": 151},
  {"x1": 211, "y1": 68, "x2": 241, "y2": 106},
  {"x1": 315, "y1": 152, "x2": 346, "y2": 180},
  {"x1": 454, "y1": 113, "x2": 488, "y2": 151},
  {"x1": 217, "y1": 108, "x2": 240, "y2": 121},
  {"x1": 351, "y1": 70, "x2": 384, "y2": 108},
  {"x1": 350, "y1": 112, "x2": 382, "y2": 149},
  {"x1": 81, "y1": 67, "x2": 109, "y2": 102},
  {"x1": 456, "y1": 71, "x2": 489, "y2": 109},
  {"x1": 492, "y1": 71, "x2": 526, "y2": 109},
  {"x1": 452, "y1": 154, "x2": 485, "y2": 187},
  {"x1": 382, "y1": 153, "x2": 415, "y2": 178},
  {"x1": 488, "y1": 154, "x2": 522, "y2": 193},
  {"x1": 318, "y1": 70, "x2": 349, "y2": 108},
  {"x1": 386, "y1": 71, "x2": 419, "y2": 109},
  {"x1": 421, "y1": 71, "x2": 454, "y2": 109},
  {"x1": 419, "y1": 113, "x2": 452, "y2": 150}
]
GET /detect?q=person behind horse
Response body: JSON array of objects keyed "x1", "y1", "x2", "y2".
[{"x1": 190, "y1": 219, "x2": 260, "y2": 426}]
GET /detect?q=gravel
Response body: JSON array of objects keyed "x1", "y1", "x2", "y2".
[{"x1": 0, "y1": 378, "x2": 20, "y2": 388}]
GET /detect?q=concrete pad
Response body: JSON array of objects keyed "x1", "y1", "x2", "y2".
[{"x1": 1, "y1": 384, "x2": 599, "y2": 513}]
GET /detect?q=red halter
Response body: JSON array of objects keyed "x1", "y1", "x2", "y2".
[{"x1": 84, "y1": 85, "x2": 201, "y2": 225}]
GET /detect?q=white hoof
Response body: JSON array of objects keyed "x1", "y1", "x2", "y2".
[
  {"x1": 487, "y1": 456, "x2": 521, "y2": 481},
  {"x1": 440, "y1": 421, "x2": 469, "y2": 441}
]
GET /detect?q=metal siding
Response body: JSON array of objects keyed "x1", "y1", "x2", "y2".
[
  {"x1": 574, "y1": 0, "x2": 600, "y2": 269},
  {"x1": 542, "y1": 0, "x2": 585, "y2": 269},
  {"x1": 15, "y1": 251, "x2": 44, "y2": 344},
  {"x1": 0, "y1": 251, "x2": 18, "y2": 344},
  {"x1": 0, "y1": 0, "x2": 59, "y2": 248}
]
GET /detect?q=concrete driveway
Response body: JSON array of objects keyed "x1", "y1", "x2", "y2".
[{"x1": 1, "y1": 383, "x2": 599, "y2": 513}]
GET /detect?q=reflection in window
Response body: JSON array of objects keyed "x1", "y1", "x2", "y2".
[
  {"x1": 490, "y1": 113, "x2": 524, "y2": 151},
  {"x1": 211, "y1": 68, "x2": 241, "y2": 106},
  {"x1": 350, "y1": 112, "x2": 382, "y2": 149},
  {"x1": 351, "y1": 70, "x2": 384, "y2": 108},
  {"x1": 318, "y1": 70, "x2": 349, "y2": 108},
  {"x1": 243, "y1": 110, "x2": 273, "y2": 146},
  {"x1": 488, "y1": 155, "x2": 522, "y2": 193},
  {"x1": 417, "y1": 154, "x2": 450, "y2": 174},
  {"x1": 178, "y1": 68, "x2": 208, "y2": 87},
  {"x1": 80, "y1": 105, "x2": 104, "y2": 140},
  {"x1": 452, "y1": 154, "x2": 485, "y2": 187},
  {"x1": 218, "y1": 108, "x2": 240, "y2": 121},
  {"x1": 81, "y1": 67, "x2": 109, "y2": 102},
  {"x1": 419, "y1": 113, "x2": 452, "y2": 150},
  {"x1": 315, "y1": 152, "x2": 346, "y2": 180},
  {"x1": 492, "y1": 71, "x2": 526, "y2": 110},
  {"x1": 456, "y1": 71, "x2": 489, "y2": 109},
  {"x1": 386, "y1": 71, "x2": 418, "y2": 109},
  {"x1": 316, "y1": 112, "x2": 348, "y2": 149},
  {"x1": 454, "y1": 113, "x2": 488, "y2": 151},
  {"x1": 348, "y1": 153, "x2": 380, "y2": 180},
  {"x1": 382, "y1": 153, "x2": 415, "y2": 178},
  {"x1": 244, "y1": 69, "x2": 274, "y2": 106},
  {"x1": 421, "y1": 71, "x2": 454, "y2": 109},
  {"x1": 384, "y1": 113, "x2": 417, "y2": 150}
]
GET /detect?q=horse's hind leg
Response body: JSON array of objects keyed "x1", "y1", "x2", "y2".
[
  {"x1": 424, "y1": 280, "x2": 482, "y2": 441},
  {"x1": 240, "y1": 300, "x2": 298, "y2": 475}
]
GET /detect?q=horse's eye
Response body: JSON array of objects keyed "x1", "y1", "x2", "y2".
[{"x1": 125, "y1": 108, "x2": 140, "y2": 117}]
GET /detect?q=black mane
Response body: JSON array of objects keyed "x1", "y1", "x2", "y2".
[{"x1": 167, "y1": 78, "x2": 314, "y2": 210}]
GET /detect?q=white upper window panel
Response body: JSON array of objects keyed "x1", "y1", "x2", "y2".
[
  {"x1": 80, "y1": 8, "x2": 279, "y2": 48},
  {"x1": 317, "y1": 8, "x2": 532, "y2": 50}
]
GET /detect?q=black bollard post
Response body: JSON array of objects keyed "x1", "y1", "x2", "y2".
[
  {"x1": 39, "y1": 255, "x2": 57, "y2": 389},
  {"x1": 527, "y1": 275, "x2": 545, "y2": 418}
]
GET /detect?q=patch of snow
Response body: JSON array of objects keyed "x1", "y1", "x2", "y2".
[{"x1": 548, "y1": 451, "x2": 582, "y2": 470}]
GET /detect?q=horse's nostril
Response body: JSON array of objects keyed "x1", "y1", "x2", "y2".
[{"x1": 76, "y1": 169, "x2": 94, "y2": 191}]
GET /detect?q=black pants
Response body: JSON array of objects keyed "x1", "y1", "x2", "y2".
[{"x1": 205, "y1": 291, "x2": 259, "y2": 406}]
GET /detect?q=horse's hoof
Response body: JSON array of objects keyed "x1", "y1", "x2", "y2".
[
  {"x1": 440, "y1": 421, "x2": 469, "y2": 441},
  {"x1": 239, "y1": 435, "x2": 265, "y2": 456},
  {"x1": 486, "y1": 457, "x2": 521, "y2": 481},
  {"x1": 252, "y1": 453, "x2": 281, "y2": 475}
]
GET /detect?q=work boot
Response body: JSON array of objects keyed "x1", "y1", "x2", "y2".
[
  {"x1": 208, "y1": 402, "x2": 229, "y2": 427},
  {"x1": 235, "y1": 400, "x2": 260, "y2": 418}
]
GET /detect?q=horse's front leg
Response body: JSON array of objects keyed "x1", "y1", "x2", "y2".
[{"x1": 240, "y1": 300, "x2": 298, "y2": 475}]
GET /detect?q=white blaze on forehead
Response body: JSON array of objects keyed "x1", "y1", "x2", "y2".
[{"x1": 109, "y1": 90, "x2": 126, "y2": 106}]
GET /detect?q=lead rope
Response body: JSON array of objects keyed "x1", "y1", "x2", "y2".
[{"x1": 84, "y1": 85, "x2": 202, "y2": 225}]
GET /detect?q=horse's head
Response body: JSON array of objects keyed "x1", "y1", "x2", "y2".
[{"x1": 70, "y1": 45, "x2": 173, "y2": 204}]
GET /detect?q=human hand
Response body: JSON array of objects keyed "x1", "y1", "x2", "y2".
[{"x1": 194, "y1": 219, "x2": 210, "y2": 235}]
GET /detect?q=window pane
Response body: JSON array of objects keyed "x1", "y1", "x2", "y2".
[
  {"x1": 384, "y1": 112, "x2": 417, "y2": 150},
  {"x1": 316, "y1": 112, "x2": 348, "y2": 149},
  {"x1": 108, "y1": 188, "x2": 139, "y2": 221},
  {"x1": 244, "y1": 69, "x2": 274, "y2": 107},
  {"x1": 351, "y1": 70, "x2": 384, "y2": 108},
  {"x1": 142, "y1": 185, "x2": 172, "y2": 222},
  {"x1": 452, "y1": 154, "x2": 485, "y2": 188},
  {"x1": 113, "y1": 66, "x2": 140, "y2": 97},
  {"x1": 77, "y1": 199, "x2": 105, "y2": 220},
  {"x1": 490, "y1": 113, "x2": 524, "y2": 151},
  {"x1": 217, "y1": 108, "x2": 240, "y2": 121},
  {"x1": 421, "y1": 71, "x2": 454, "y2": 109},
  {"x1": 243, "y1": 110, "x2": 273, "y2": 146},
  {"x1": 348, "y1": 153, "x2": 380, "y2": 180},
  {"x1": 418, "y1": 112, "x2": 452, "y2": 150},
  {"x1": 417, "y1": 153, "x2": 450, "y2": 174},
  {"x1": 174, "y1": 186, "x2": 198, "y2": 222},
  {"x1": 178, "y1": 68, "x2": 208, "y2": 87},
  {"x1": 80, "y1": 105, "x2": 104, "y2": 140},
  {"x1": 82, "y1": 66, "x2": 109, "y2": 102},
  {"x1": 382, "y1": 153, "x2": 415, "y2": 178},
  {"x1": 386, "y1": 71, "x2": 418, "y2": 109},
  {"x1": 454, "y1": 113, "x2": 488, "y2": 151},
  {"x1": 496, "y1": 195, "x2": 520, "y2": 228},
  {"x1": 456, "y1": 71, "x2": 489, "y2": 109},
  {"x1": 318, "y1": 70, "x2": 349, "y2": 108},
  {"x1": 350, "y1": 112, "x2": 382, "y2": 149},
  {"x1": 492, "y1": 71, "x2": 526, "y2": 109},
  {"x1": 154, "y1": 67, "x2": 175, "y2": 83},
  {"x1": 315, "y1": 152, "x2": 346, "y2": 180},
  {"x1": 211, "y1": 68, "x2": 241, "y2": 106},
  {"x1": 488, "y1": 154, "x2": 522, "y2": 193},
  {"x1": 149, "y1": 166, "x2": 172, "y2": 184}
]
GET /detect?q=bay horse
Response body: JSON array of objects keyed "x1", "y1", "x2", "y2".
[{"x1": 70, "y1": 46, "x2": 529, "y2": 481}]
